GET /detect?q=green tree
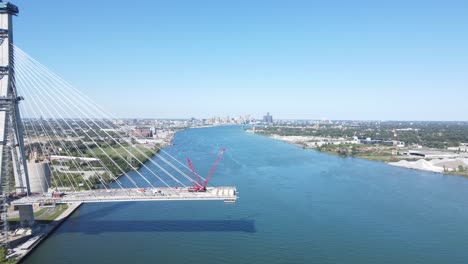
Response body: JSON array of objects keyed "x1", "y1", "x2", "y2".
[{"x1": 0, "y1": 247, "x2": 16, "y2": 263}]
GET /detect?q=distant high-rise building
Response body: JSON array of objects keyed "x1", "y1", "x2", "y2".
[{"x1": 263, "y1": 112, "x2": 273, "y2": 124}]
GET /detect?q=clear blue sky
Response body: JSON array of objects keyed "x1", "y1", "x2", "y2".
[{"x1": 12, "y1": 0, "x2": 468, "y2": 120}]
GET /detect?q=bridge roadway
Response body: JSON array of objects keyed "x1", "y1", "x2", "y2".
[{"x1": 11, "y1": 187, "x2": 238, "y2": 205}]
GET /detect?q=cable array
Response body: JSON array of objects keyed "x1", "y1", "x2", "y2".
[{"x1": 12, "y1": 46, "x2": 201, "y2": 194}]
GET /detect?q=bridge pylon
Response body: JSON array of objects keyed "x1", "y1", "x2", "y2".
[{"x1": 0, "y1": 1, "x2": 33, "y2": 245}]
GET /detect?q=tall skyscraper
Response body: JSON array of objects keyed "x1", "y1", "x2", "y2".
[{"x1": 263, "y1": 112, "x2": 273, "y2": 124}]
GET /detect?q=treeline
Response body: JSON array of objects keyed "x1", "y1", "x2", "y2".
[{"x1": 257, "y1": 122, "x2": 468, "y2": 149}]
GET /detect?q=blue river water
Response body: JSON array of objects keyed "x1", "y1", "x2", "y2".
[{"x1": 24, "y1": 126, "x2": 468, "y2": 264}]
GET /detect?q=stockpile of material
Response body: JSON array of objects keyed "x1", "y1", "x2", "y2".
[{"x1": 389, "y1": 158, "x2": 468, "y2": 173}]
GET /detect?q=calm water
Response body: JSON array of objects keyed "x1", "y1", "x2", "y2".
[{"x1": 24, "y1": 126, "x2": 468, "y2": 264}]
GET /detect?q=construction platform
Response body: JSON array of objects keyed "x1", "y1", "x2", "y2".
[{"x1": 10, "y1": 187, "x2": 238, "y2": 205}]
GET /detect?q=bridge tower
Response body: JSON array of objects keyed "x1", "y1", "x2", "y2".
[
  {"x1": 0, "y1": 1, "x2": 33, "y2": 243},
  {"x1": 0, "y1": 2, "x2": 30, "y2": 193}
]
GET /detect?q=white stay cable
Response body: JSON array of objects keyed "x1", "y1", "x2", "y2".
[
  {"x1": 15, "y1": 61, "x2": 108, "y2": 193},
  {"x1": 14, "y1": 53, "x2": 185, "y2": 190},
  {"x1": 14, "y1": 53, "x2": 163, "y2": 190},
  {"x1": 14, "y1": 46, "x2": 202, "y2": 186},
  {"x1": 15, "y1": 61, "x2": 133, "y2": 191}
]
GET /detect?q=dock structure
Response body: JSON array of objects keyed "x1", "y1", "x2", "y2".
[{"x1": 11, "y1": 187, "x2": 238, "y2": 205}]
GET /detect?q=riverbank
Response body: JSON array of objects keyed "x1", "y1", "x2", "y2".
[
  {"x1": 49, "y1": 128, "x2": 182, "y2": 191},
  {"x1": 22, "y1": 125, "x2": 468, "y2": 264},
  {"x1": 115, "y1": 129, "x2": 179, "y2": 175},
  {"x1": 5, "y1": 130, "x2": 183, "y2": 262},
  {"x1": 7, "y1": 203, "x2": 82, "y2": 263},
  {"x1": 253, "y1": 131, "x2": 468, "y2": 178}
]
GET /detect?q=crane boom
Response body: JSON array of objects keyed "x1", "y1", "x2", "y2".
[
  {"x1": 187, "y1": 158, "x2": 203, "y2": 187},
  {"x1": 204, "y1": 148, "x2": 226, "y2": 186}
]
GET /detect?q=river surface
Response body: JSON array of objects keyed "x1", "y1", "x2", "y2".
[{"x1": 24, "y1": 126, "x2": 468, "y2": 264}]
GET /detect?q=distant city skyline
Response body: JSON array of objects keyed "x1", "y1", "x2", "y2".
[{"x1": 13, "y1": 0, "x2": 468, "y2": 121}]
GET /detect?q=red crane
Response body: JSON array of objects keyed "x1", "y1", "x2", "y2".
[
  {"x1": 187, "y1": 148, "x2": 226, "y2": 192},
  {"x1": 187, "y1": 157, "x2": 203, "y2": 188}
]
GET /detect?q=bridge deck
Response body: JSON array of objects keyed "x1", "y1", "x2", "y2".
[{"x1": 11, "y1": 187, "x2": 238, "y2": 205}]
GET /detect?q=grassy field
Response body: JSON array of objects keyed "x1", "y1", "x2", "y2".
[
  {"x1": 86, "y1": 145, "x2": 156, "y2": 161},
  {"x1": 8, "y1": 208, "x2": 48, "y2": 222},
  {"x1": 49, "y1": 144, "x2": 157, "y2": 190},
  {"x1": 36, "y1": 204, "x2": 69, "y2": 221},
  {"x1": 9, "y1": 204, "x2": 69, "y2": 222}
]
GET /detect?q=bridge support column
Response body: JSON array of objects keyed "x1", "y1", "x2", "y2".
[{"x1": 18, "y1": 205, "x2": 34, "y2": 227}]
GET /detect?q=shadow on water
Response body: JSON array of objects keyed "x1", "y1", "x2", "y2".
[
  {"x1": 73, "y1": 202, "x2": 136, "y2": 220},
  {"x1": 63, "y1": 203, "x2": 256, "y2": 234},
  {"x1": 60, "y1": 219, "x2": 256, "y2": 234}
]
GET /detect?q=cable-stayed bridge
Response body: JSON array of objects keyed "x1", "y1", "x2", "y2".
[{"x1": 0, "y1": 1, "x2": 237, "y2": 245}]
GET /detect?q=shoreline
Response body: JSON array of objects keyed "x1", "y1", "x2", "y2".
[
  {"x1": 127, "y1": 124, "x2": 235, "y2": 168},
  {"x1": 13, "y1": 203, "x2": 83, "y2": 263},
  {"x1": 12, "y1": 125, "x2": 230, "y2": 262},
  {"x1": 110, "y1": 129, "x2": 180, "y2": 181},
  {"x1": 11, "y1": 129, "x2": 183, "y2": 262},
  {"x1": 253, "y1": 132, "x2": 468, "y2": 178}
]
